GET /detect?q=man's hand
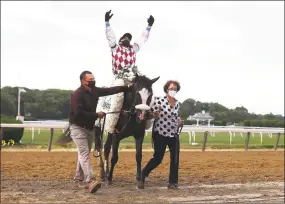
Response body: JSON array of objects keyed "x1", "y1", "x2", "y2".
[
  {"x1": 124, "y1": 82, "x2": 134, "y2": 92},
  {"x1": 97, "y1": 111, "x2": 106, "y2": 118},
  {"x1": 128, "y1": 82, "x2": 134, "y2": 88},
  {"x1": 105, "y1": 10, "x2": 113, "y2": 22},
  {"x1": 147, "y1": 15, "x2": 154, "y2": 27},
  {"x1": 178, "y1": 119, "x2": 184, "y2": 127}
]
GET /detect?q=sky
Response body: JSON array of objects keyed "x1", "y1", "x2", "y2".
[{"x1": 1, "y1": 1, "x2": 284, "y2": 116}]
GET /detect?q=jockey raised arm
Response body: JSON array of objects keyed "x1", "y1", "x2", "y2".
[
  {"x1": 101, "y1": 10, "x2": 155, "y2": 135},
  {"x1": 105, "y1": 10, "x2": 153, "y2": 53},
  {"x1": 105, "y1": 10, "x2": 154, "y2": 76}
]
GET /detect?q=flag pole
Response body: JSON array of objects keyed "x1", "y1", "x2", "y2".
[
  {"x1": 17, "y1": 87, "x2": 21, "y2": 116},
  {"x1": 16, "y1": 87, "x2": 26, "y2": 121}
]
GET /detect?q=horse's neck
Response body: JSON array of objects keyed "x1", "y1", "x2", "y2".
[{"x1": 122, "y1": 92, "x2": 134, "y2": 110}]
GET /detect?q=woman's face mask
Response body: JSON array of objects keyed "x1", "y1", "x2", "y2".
[{"x1": 168, "y1": 90, "x2": 177, "y2": 97}]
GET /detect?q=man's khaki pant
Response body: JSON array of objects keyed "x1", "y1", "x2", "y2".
[{"x1": 70, "y1": 124, "x2": 95, "y2": 183}]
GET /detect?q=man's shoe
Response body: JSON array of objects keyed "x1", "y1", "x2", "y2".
[
  {"x1": 74, "y1": 180, "x2": 89, "y2": 189},
  {"x1": 89, "y1": 180, "x2": 102, "y2": 194}
]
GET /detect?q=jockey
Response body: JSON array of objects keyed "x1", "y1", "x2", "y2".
[{"x1": 104, "y1": 10, "x2": 155, "y2": 134}]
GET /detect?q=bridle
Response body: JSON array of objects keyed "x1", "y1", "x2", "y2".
[
  {"x1": 93, "y1": 75, "x2": 152, "y2": 158},
  {"x1": 119, "y1": 76, "x2": 153, "y2": 131}
]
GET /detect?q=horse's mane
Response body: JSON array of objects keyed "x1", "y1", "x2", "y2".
[
  {"x1": 136, "y1": 74, "x2": 152, "y2": 86},
  {"x1": 138, "y1": 74, "x2": 149, "y2": 81}
]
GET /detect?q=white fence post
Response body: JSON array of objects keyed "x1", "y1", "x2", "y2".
[
  {"x1": 188, "y1": 131, "x2": 191, "y2": 145},
  {"x1": 31, "y1": 127, "x2": 35, "y2": 144},
  {"x1": 229, "y1": 131, "x2": 232, "y2": 145}
]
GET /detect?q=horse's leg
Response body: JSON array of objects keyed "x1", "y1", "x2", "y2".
[
  {"x1": 135, "y1": 134, "x2": 145, "y2": 189},
  {"x1": 107, "y1": 133, "x2": 120, "y2": 185},
  {"x1": 135, "y1": 135, "x2": 144, "y2": 181},
  {"x1": 103, "y1": 132, "x2": 113, "y2": 179}
]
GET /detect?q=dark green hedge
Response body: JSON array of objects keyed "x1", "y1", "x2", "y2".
[
  {"x1": 243, "y1": 119, "x2": 284, "y2": 128},
  {"x1": 1, "y1": 115, "x2": 24, "y2": 144}
]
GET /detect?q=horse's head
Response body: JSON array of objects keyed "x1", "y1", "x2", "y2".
[{"x1": 130, "y1": 73, "x2": 160, "y2": 121}]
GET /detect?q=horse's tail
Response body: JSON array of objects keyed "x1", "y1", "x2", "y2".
[{"x1": 55, "y1": 124, "x2": 73, "y2": 145}]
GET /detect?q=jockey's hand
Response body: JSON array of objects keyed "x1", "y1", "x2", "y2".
[
  {"x1": 97, "y1": 111, "x2": 106, "y2": 118},
  {"x1": 147, "y1": 15, "x2": 154, "y2": 26},
  {"x1": 105, "y1": 10, "x2": 113, "y2": 22}
]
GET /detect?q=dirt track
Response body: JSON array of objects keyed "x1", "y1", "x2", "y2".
[{"x1": 1, "y1": 151, "x2": 284, "y2": 203}]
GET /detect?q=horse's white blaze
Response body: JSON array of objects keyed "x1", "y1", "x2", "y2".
[
  {"x1": 139, "y1": 88, "x2": 150, "y2": 105},
  {"x1": 138, "y1": 88, "x2": 151, "y2": 120}
]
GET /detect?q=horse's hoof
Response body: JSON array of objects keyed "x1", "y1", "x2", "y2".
[
  {"x1": 137, "y1": 181, "x2": 144, "y2": 189},
  {"x1": 107, "y1": 180, "x2": 112, "y2": 186}
]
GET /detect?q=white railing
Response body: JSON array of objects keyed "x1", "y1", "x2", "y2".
[
  {"x1": 0, "y1": 123, "x2": 283, "y2": 152},
  {"x1": 1, "y1": 123, "x2": 284, "y2": 133}
]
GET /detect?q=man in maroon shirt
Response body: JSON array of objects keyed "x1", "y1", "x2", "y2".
[{"x1": 69, "y1": 70, "x2": 132, "y2": 193}]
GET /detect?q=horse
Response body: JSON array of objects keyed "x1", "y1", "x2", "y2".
[{"x1": 94, "y1": 73, "x2": 159, "y2": 188}]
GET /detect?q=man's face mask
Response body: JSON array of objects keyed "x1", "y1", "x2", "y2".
[
  {"x1": 121, "y1": 39, "x2": 130, "y2": 47},
  {"x1": 86, "y1": 80, "x2": 95, "y2": 88}
]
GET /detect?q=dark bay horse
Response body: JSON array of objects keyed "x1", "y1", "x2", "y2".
[{"x1": 94, "y1": 73, "x2": 159, "y2": 188}]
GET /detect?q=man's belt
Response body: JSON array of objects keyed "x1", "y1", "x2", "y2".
[{"x1": 76, "y1": 124, "x2": 94, "y2": 131}]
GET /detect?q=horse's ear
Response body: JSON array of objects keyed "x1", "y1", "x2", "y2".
[{"x1": 151, "y1": 76, "x2": 160, "y2": 84}]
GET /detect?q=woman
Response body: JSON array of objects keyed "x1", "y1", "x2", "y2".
[{"x1": 140, "y1": 80, "x2": 183, "y2": 189}]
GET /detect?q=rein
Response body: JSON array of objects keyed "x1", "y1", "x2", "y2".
[
  {"x1": 93, "y1": 78, "x2": 142, "y2": 158},
  {"x1": 93, "y1": 109, "x2": 135, "y2": 158}
]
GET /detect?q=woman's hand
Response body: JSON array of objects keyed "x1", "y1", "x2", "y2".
[
  {"x1": 178, "y1": 119, "x2": 184, "y2": 127},
  {"x1": 153, "y1": 112, "x2": 160, "y2": 119}
]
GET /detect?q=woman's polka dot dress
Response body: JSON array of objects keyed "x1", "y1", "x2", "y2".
[{"x1": 151, "y1": 95, "x2": 181, "y2": 138}]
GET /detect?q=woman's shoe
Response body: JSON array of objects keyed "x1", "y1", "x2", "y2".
[{"x1": 167, "y1": 183, "x2": 179, "y2": 189}]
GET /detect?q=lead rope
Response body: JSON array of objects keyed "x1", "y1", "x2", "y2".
[
  {"x1": 93, "y1": 114, "x2": 107, "y2": 158},
  {"x1": 93, "y1": 118, "x2": 102, "y2": 158},
  {"x1": 93, "y1": 109, "x2": 133, "y2": 158}
]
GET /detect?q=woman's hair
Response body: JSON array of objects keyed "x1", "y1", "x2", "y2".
[{"x1": 163, "y1": 80, "x2": 181, "y2": 94}]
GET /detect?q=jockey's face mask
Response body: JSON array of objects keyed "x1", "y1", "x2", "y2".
[
  {"x1": 119, "y1": 33, "x2": 132, "y2": 47},
  {"x1": 121, "y1": 39, "x2": 130, "y2": 47}
]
